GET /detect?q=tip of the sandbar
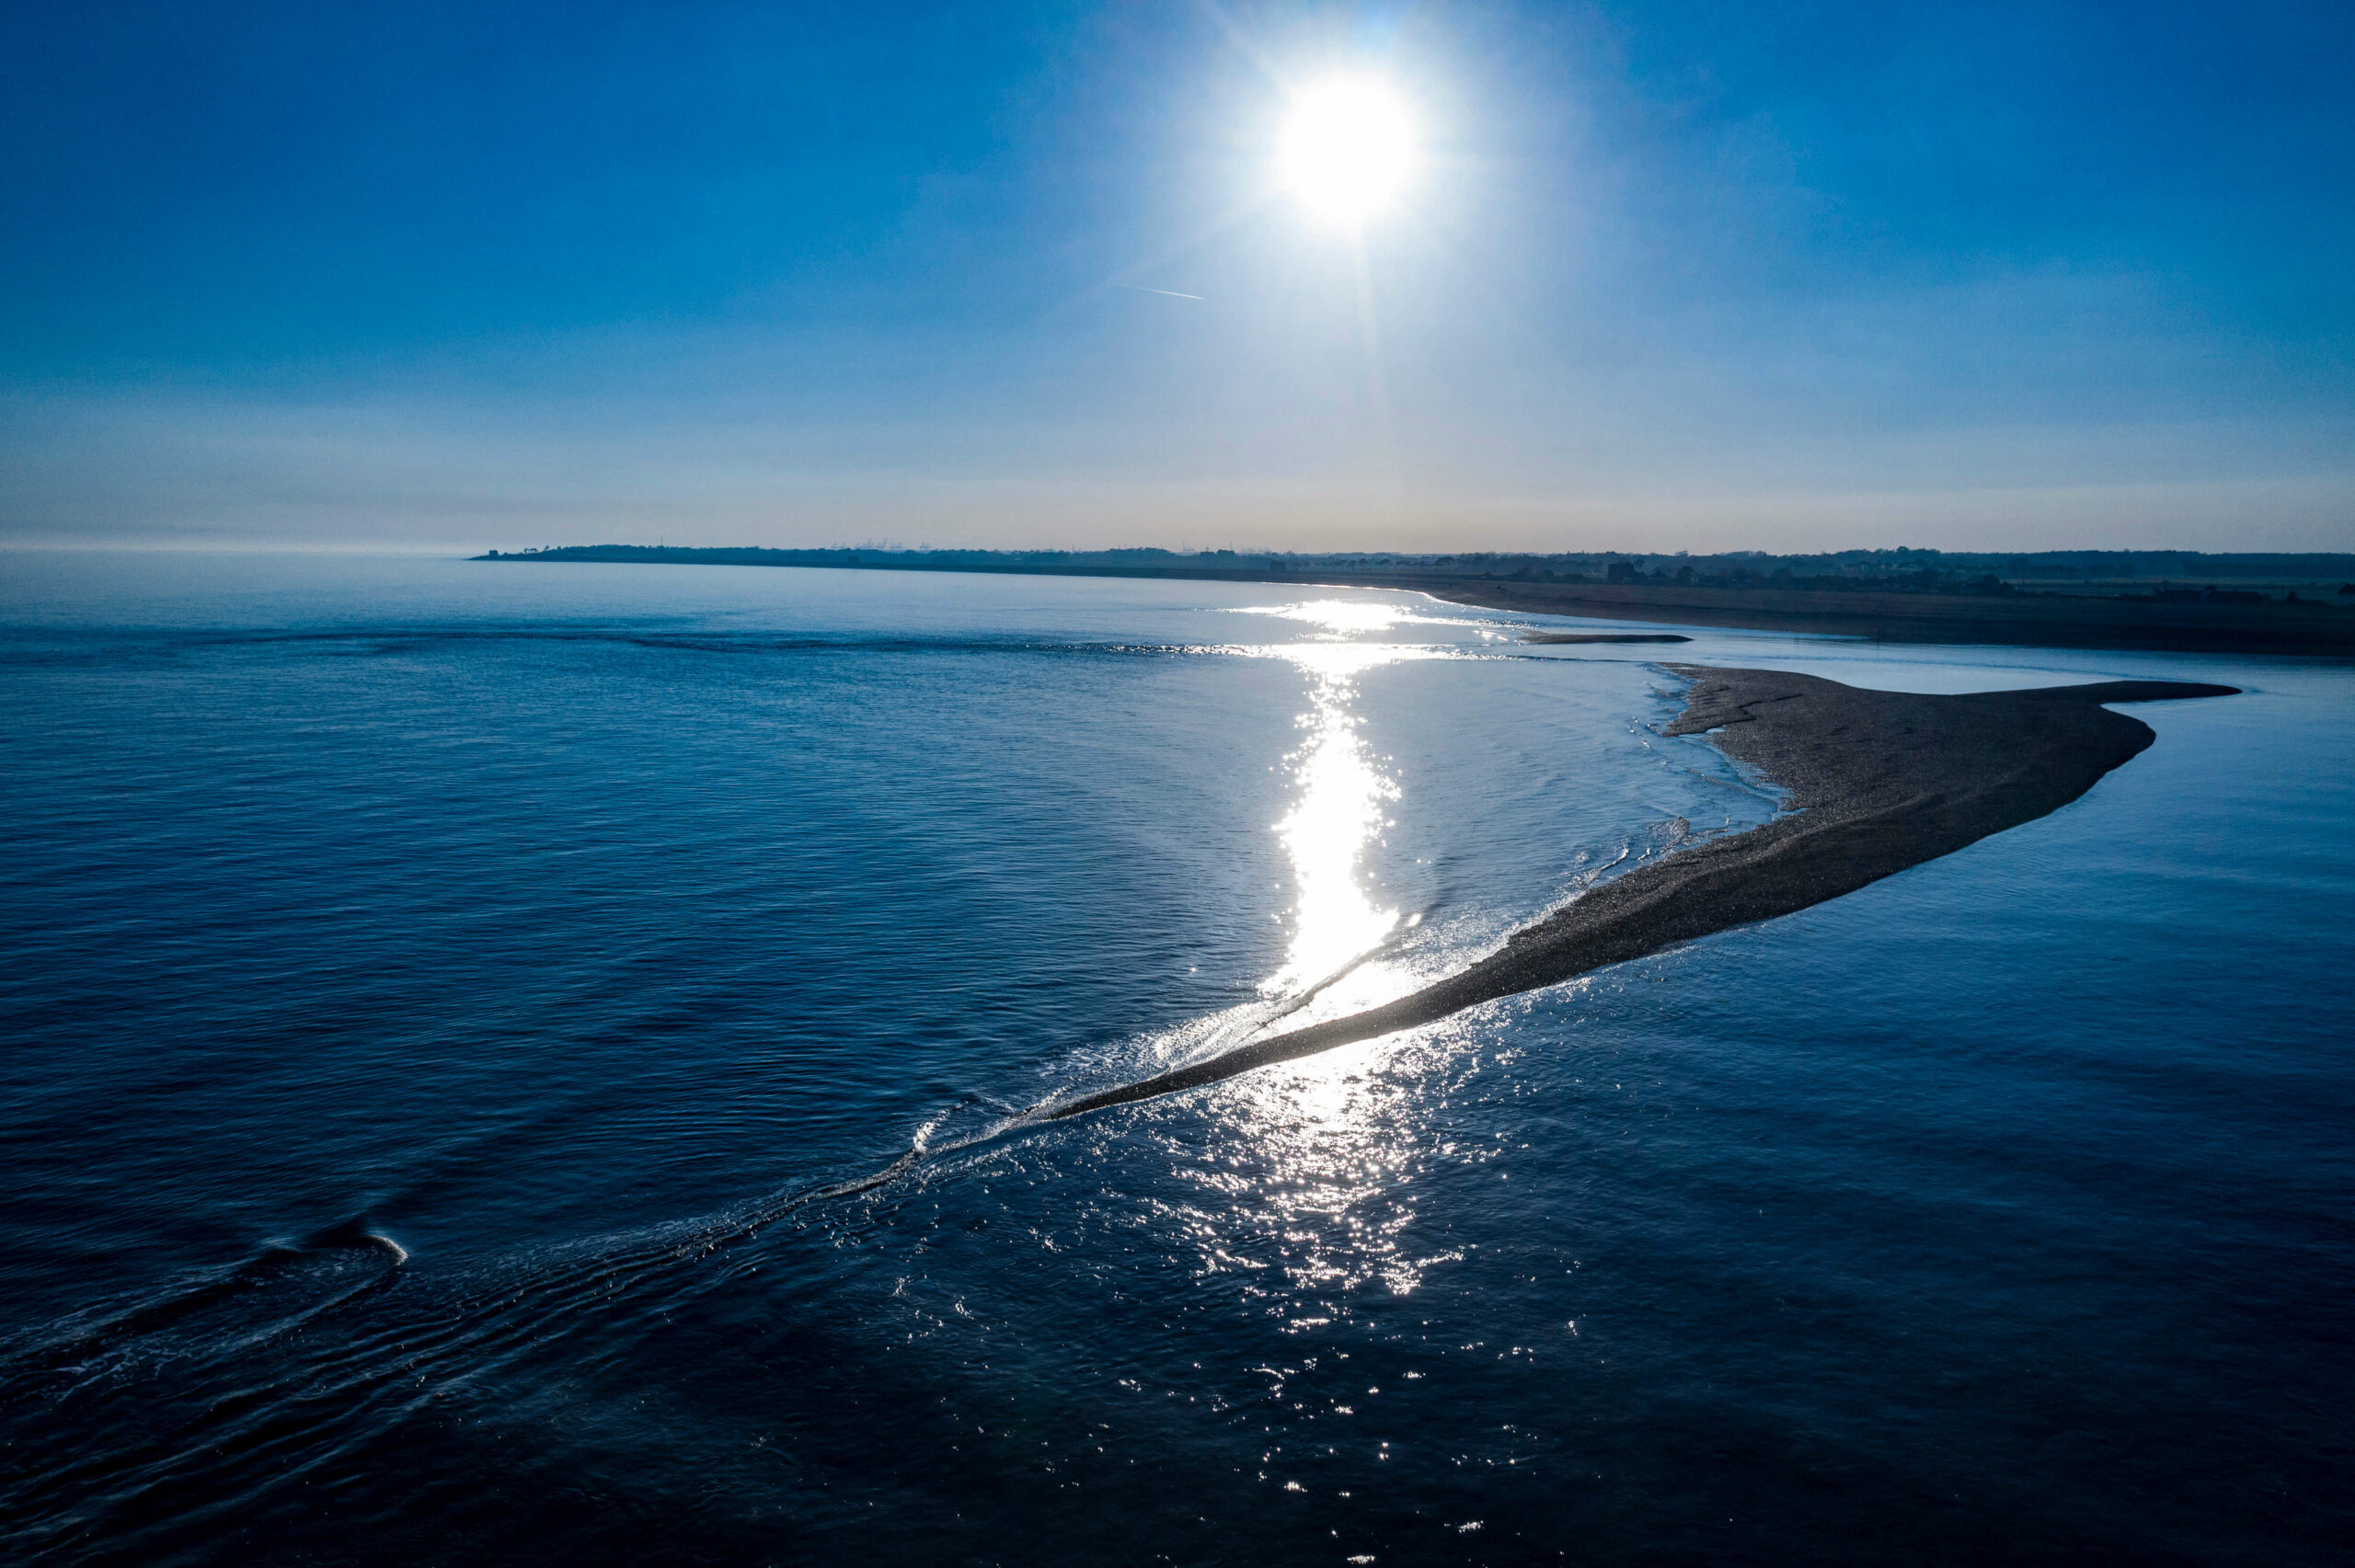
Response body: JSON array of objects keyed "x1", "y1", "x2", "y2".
[{"x1": 2078, "y1": 680, "x2": 2242, "y2": 702}]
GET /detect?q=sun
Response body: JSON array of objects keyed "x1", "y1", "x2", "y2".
[{"x1": 1278, "y1": 76, "x2": 1419, "y2": 225}]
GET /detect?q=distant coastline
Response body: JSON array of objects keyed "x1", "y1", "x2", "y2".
[{"x1": 475, "y1": 544, "x2": 2355, "y2": 656}]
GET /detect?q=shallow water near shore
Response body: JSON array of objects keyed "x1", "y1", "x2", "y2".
[{"x1": 1, "y1": 553, "x2": 2349, "y2": 1565}]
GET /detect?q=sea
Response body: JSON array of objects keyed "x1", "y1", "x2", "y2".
[{"x1": 0, "y1": 551, "x2": 2348, "y2": 1566}]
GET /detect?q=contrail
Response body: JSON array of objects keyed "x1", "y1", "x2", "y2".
[{"x1": 1121, "y1": 284, "x2": 1204, "y2": 300}]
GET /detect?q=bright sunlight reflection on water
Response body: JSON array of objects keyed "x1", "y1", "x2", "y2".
[
  {"x1": 1227, "y1": 600, "x2": 1467, "y2": 999},
  {"x1": 1134, "y1": 601, "x2": 1501, "y2": 1310},
  {"x1": 1154, "y1": 1027, "x2": 1482, "y2": 1312},
  {"x1": 1268, "y1": 639, "x2": 1405, "y2": 995}
]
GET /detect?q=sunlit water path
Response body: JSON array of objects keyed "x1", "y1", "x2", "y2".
[{"x1": 0, "y1": 554, "x2": 2348, "y2": 1565}]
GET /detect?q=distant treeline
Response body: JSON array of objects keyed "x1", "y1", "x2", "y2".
[{"x1": 479, "y1": 544, "x2": 2355, "y2": 593}]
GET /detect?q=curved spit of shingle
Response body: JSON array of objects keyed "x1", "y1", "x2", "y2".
[{"x1": 1045, "y1": 667, "x2": 2237, "y2": 1121}]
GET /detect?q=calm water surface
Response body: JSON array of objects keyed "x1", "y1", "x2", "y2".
[{"x1": 1, "y1": 554, "x2": 2349, "y2": 1565}]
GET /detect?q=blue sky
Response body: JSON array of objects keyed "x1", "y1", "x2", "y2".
[{"x1": 3, "y1": 1, "x2": 2349, "y2": 551}]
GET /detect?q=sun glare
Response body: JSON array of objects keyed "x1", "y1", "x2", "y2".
[{"x1": 1279, "y1": 77, "x2": 1418, "y2": 225}]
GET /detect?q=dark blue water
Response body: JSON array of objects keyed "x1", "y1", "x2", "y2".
[{"x1": 2, "y1": 553, "x2": 2349, "y2": 1565}]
